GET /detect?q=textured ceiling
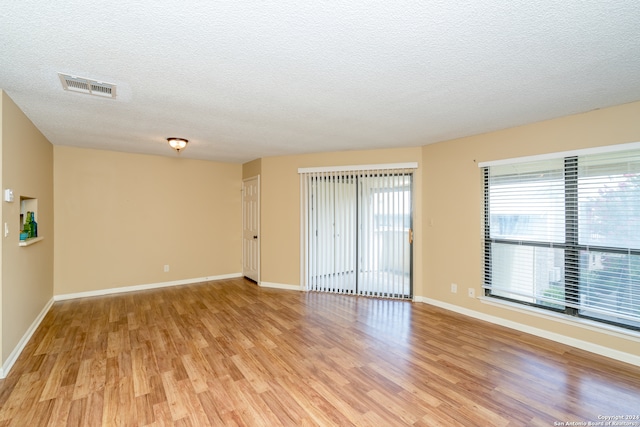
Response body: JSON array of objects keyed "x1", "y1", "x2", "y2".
[{"x1": 1, "y1": 1, "x2": 639, "y2": 163}]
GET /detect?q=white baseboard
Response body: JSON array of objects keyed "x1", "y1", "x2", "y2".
[
  {"x1": 259, "y1": 281, "x2": 303, "y2": 291},
  {"x1": 1, "y1": 298, "x2": 55, "y2": 379},
  {"x1": 54, "y1": 273, "x2": 243, "y2": 301},
  {"x1": 414, "y1": 296, "x2": 640, "y2": 367}
]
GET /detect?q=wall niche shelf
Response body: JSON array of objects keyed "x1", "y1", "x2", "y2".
[
  {"x1": 19, "y1": 236, "x2": 43, "y2": 247},
  {"x1": 19, "y1": 196, "x2": 40, "y2": 246}
]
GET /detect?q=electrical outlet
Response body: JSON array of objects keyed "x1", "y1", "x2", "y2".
[
  {"x1": 164, "y1": 265, "x2": 170, "y2": 272},
  {"x1": 468, "y1": 288, "x2": 475, "y2": 298},
  {"x1": 451, "y1": 283, "x2": 458, "y2": 293}
]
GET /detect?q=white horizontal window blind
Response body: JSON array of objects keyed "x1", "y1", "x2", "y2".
[
  {"x1": 300, "y1": 165, "x2": 415, "y2": 298},
  {"x1": 484, "y1": 158, "x2": 566, "y2": 309},
  {"x1": 576, "y1": 150, "x2": 640, "y2": 325},
  {"x1": 482, "y1": 146, "x2": 640, "y2": 330}
]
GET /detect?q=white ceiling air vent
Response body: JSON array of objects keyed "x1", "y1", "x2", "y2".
[{"x1": 58, "y1": 73, "x2": 117, "y2": 98}]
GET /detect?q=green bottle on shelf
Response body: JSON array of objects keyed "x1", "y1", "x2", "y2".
[
  {"x1": 24, "y1": 211, "x2": 32, "y2": 238},
  {"x1": 31, "y1": 212, "x2": 38, "y2": 238}
]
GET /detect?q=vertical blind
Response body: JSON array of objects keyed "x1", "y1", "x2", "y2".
[
  {"x1": 300, "y1": 164, "x2": 415, "y2": 298},
  {"x1": 482, "y1": 146, "x2": 640, "y2": 330}
]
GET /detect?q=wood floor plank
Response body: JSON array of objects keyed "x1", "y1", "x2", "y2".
[
  {"x1": 159, "y1": 371, "x2": 189, "y2": 422},
  {"x1": 39, "y1": 353, "x2": 69, "y2": 401},
  {"x1": 259, "y1": 386, "x2": 310, "y2": 425},
  {"x1": 1, "y1": 277, "x2": 639, "y2": 426},
  {"x1": 176, "y1": 379, "x2": 212, "y2": 427},
  {"x1": 305, "y1": 376, "x2": 368, "y2": 424},
  {"x1": 180, "y1": 352, "x2": 210, "y2": 394},
  {"x1": 196, "y1": 388, "x2": 231, "y2": 425},
  {"x1": 274, "y1": 374, "x2": 355, "y2": 426},
  {"x1": 72, "y1": 357, "x2": 94, "y2": 400},
  {"x1": 132, "y1": 344, "x2": 158, "y2": 397},
  {"x1": 150, "y1": 401, "x2": 172, "y2": 427},
  {"x1": 219, "y1": 376, "x2": 269, "y2": 426},
  {"x1": 134, "y1": 393, "x2": 154, "y2": 426},
  {"x1": 45, "y1": 385, "x2": 74, "y2": 427},
  {"x1": 0, "y1": 372, "x2": 39, "y2": 421}
]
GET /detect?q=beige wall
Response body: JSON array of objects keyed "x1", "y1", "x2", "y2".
[
  {"x1": 54, "y1": 146, "x2": 242, "y2": 295},
  {"x1": 260, "y1": 147, "x2": 422, "y2": 288},
  {"x1": 1, "y1": 91, "x2": 54, "y2": 365},
  {"x1": 242, "y1": 158, "x2": 262, "y2": 180},
  {"x1": 422, "y1": 100, "x2": 640, "y2": 357}
]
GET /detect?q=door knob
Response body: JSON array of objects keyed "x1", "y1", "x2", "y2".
[{"x1": 253, "y1": 235, "x2": 258, "y2": 239}]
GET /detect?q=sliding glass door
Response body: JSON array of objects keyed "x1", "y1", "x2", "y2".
[{"x1": 301, "y1": 167, "x2": 413, "y2": 298}]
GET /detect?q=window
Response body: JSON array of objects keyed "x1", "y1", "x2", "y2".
[{"x1": 482, "y1": 146, "x2": 640, "y2": 331}]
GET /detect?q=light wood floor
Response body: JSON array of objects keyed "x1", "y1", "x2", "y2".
[{"x1": 0, "y1": 278, "x2": 639, "y2": 426}]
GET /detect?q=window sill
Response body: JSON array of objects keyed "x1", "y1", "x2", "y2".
[
  {"x1": 18, "y1": 236, "x2": 44, "y2": 247},
  {"x1": 478, "y1": 295, "x2": 640, "y2": 342}
]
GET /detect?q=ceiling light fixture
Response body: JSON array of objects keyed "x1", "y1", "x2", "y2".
[{"x1": 167, "y1": 137, "x2": 188, "y2": 154}]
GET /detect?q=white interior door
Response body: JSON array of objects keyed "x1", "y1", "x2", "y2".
[{"x1": 243, "y1": 176, "x2": 260, "y2": 283}]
